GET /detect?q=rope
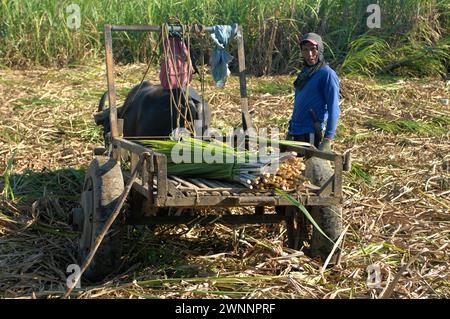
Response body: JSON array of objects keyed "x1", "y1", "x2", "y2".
[
  {"x1": 161, "y1": 20, "x2": 199, "y2": 137},
  {"x1": 162, "y1": 23, "x2": 195, "y2": 136},
  {"x1": 105, "y1": 21, "x2": 205, "y2": 138}
]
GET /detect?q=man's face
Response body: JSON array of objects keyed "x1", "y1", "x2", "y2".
[{"x1": 301, "y1": 42, "x2": 319, "y2": 66}]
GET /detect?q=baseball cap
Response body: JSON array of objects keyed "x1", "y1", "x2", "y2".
[{"x1": 300, "y1": 33, "x2": 322, "y2": 46}]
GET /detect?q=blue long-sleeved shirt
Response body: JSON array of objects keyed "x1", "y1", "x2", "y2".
[{"x1": 288, "y1": 65, "x2": 340, "y2": 139}]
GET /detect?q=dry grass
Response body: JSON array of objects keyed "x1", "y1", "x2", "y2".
[{"x1": 0, "y1": 62, "x2": 449, "y2": 299}]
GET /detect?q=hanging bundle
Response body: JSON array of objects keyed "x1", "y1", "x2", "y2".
[{"x1": 160, "y1": 26, "x2": 194, "y2": 90}]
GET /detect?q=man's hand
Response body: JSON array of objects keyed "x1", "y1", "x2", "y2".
[{"x1": 318, "y1": 138, "x2": 332, "y2": 152}]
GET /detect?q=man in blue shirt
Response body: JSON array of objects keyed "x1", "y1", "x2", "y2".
[{"x1": 287, "y1": 33, "x2": 340, "y2": 152}]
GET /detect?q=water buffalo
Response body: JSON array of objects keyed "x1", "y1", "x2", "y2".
[{"x1": 94, "y1": 81, "x2": 211, "y2": 141}]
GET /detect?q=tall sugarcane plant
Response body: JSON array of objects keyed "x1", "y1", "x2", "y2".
[{"x1": 1, "y1": 0, "x2": 447, "y2": 77}]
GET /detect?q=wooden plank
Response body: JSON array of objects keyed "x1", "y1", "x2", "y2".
[
  {"x1": 285, "y1": 207, "x2": 296, "y2": 248},
  {"x1": 214, "y1": 180, "x2": 241, "y2": 188},
  {"x1": 171, "y1": 176, "x2": 199, "y2": 189},
  {"x1": 204, "y1": 180, "x2": 245, "y2": 196},
  {"x1": 177, "y1": 186, "x2": 259, "y2": 193},
  {"x1": 113, "y1": 138, "x2": 152, "y2": 155},
  {"x1": 334, "y1": 155, "x2": 343, "y2": 198},
  {"x1": 197, "y1": 178, "x2": 223, "y2": 189},
  {"x1": 125, "y1": 174, "x2": 338, "y2": 208},
  {"x1": 283, "y1": 145, "x2": 337, "y2": 161},
  {"x1": 155, "y1": 153, "x2": 167, "y2": 206},
  {"x1": 188, "y1": 178, "x2": 209, "y2": 189},
  {"x1": 146, "y1": 158, "x2": 155, "y2": 206},
  {"x1": 161, "y1": 195, "x2": 341, "y2": 207},
  {"x1": 239, "y1": 197, "x2": 277, "y2": 205},
  {"x1": 118, "y1": 118, "x2": 124, "y2": 137},
  {"x1": 343, "y1": 150, "x2": 352, "y2": 172},
  {"x1": 110, "y1": 25, "x2": 216, "y2": 33},
  {"x1": 127, "y1": 214, "x2": 286, "y2": 225}
]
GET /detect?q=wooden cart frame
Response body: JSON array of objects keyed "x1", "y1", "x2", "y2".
[{"x1": 100, "y1": 24, "x2": 350, "y2": 226}]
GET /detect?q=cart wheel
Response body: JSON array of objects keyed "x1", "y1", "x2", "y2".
[
  {"x1": 306, "y1": 157, "x2": 343, "y2": 263},
  {"x1": 79, "y1": 156, "x2": 124, "y2": 281},
  {"x1": 277, "y1": 157, "x2": 343, "y2": 264}
]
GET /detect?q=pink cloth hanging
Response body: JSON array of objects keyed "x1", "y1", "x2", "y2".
[{"x1": 159, "y1": 36, "x2": 193, "y2": 89}]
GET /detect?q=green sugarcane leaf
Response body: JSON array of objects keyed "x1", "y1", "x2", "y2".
[{"x1": 274, "y1": 188, "x2": 335, "y2": 245}]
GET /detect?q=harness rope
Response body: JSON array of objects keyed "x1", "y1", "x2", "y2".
[
  {"x1": 118, "y1": 21, "x2": 206, "y2": 139},
  {"x1": 161, "y1": 21, "x2": 196, "y2": 136}
]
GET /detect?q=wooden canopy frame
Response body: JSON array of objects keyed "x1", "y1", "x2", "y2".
[{"x1": 103, "y1": 24, "x2": 253, "y2": 144}]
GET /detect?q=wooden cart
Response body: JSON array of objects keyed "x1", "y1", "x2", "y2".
[{"x1": 70, "y1": 24, "x2": 351, "y2": 281}]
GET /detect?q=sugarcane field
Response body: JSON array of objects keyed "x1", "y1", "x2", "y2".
[{"x1": 0, "y1": 1, "x2": 449, "y2": 300}]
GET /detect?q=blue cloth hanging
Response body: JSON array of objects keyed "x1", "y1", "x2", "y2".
[{"x1": 210, "y1": 24, "x2": 238, "y2": 88}]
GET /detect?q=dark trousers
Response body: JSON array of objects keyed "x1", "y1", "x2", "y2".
[{"x1": 285, "y1": 132, "x2": 323, "y2": 148}]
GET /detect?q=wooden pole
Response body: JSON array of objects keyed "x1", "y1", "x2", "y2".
[
  {"x1": 104, "y1": 25, "x2": 119, "y2": 139},
  {"x1": 236, "y1": 25, "x2": 253, "y2": 131}
]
